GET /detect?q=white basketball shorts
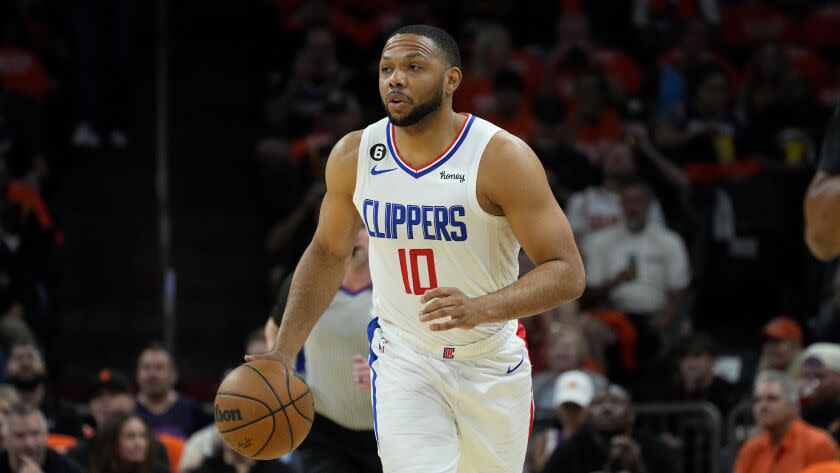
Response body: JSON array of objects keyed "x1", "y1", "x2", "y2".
[{"x1": 367, "y1": 317, "x2": 533, "y2": 473}]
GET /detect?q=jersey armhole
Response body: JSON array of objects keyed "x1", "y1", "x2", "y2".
[
  {"x1": 467, "y1": 129, "x2": 510, "y2": 225},
  {"x1": 351, "y1": 126, "x2": 372, "y2": 208}
]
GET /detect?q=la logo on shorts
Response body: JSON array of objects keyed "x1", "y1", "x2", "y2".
[{"x1": 442, "y1": 347, "x2": 455, "y2": 359}]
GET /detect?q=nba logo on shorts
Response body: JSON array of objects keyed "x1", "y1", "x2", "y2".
[
  {"x1": 442, "y1": 347, "x2": 455, "y2": 359},
  {"x1": 379, "y1": 338, "x2": 388, "y2": 353}
]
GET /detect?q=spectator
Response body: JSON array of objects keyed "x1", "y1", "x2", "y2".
[
  {"x1": 89, "y1": 413, "x2": 166, "y2": 473},
  {"x1": 0, "y1": 403, "x2": 83, "y2": 473},
  {"x1": 565, "y1": 142, "x2": 666, "y2": 245},
  {"x1": 532, "y1": 323, "x2": 604, "y2": 420},
  {"x1": 68, "y1": 369, "x2": 170, "y2": 473},
  {"x1": 733, "y1": 370, "x2": 837, "y2": 473},
  {"x1": 531, "y1": 98, "x2": 600, "y2": 204},
  {"x1": 800, "y1": 343, "x2": 840, "y2": 443},
  {"x1": 135, "y1": 343, "x2": 211, "y2": 440},
  {"x1": 540, "y1": 383, "x2": 678, "y2": 473},
  {"x1": 632, "y1": 0, "x2": 720, "y2": 55},
  {"x1": 267, "y1": 28, "x2": 350, "y2": 139},
  {"x1": 528, "y1": 370, "x2": 596, "y2": 472},
  {"x1": 738, "y1": 44, "x2": 815, "y2": 169},
  {"x1": 544, "y1": 13, "x2": 643, "y2": 102},
  {"x1": 5, "y1": 340, "x2": 82, "y2": 437},
  {"x1": 455, "y1": 23, "x2": 542, "y2": 115},
  {"x1": 567, "y1": 68, "x2": 624, "y2": 166},
  {"x1": 656, "y1": 63, "x2": 740, "y2": 171},
  {"x1": 483, "y1": 68, "x2": 535, "y2": 143},
  {"x1": 756, "y1": 316, "x2": 803, "y2": 380},
  {"x1": 655, "y1": 19, "x2": 738, "y2": 117},
  {"x1": 186, "y1": 441, "x2": 293, "y2": 473},
  {"x1": 583, "y1": 179, "x2": 690, "y2": 372},
  {"x1": 658, "y1": 333, "x2": 740, "y2": 416}
]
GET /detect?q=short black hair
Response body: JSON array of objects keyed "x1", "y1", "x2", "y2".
[
  {"x1": 387, "y1": 24, "x2": 462, "y2": 68},
  {"x1": 676, "y1": 333, "x2": 719, "y2": 359}
]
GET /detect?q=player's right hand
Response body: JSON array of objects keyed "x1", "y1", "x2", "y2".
[{"x1": 244, "y1": 349, "x2": 295, "y2": 371}]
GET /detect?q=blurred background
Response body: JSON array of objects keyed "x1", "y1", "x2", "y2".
[{"x1": 1, "y1": 0, "x2": 840, "y2": 472}]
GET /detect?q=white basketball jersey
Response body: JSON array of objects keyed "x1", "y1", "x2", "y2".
[{"x1": 352, "y1": 114, "x2": 521, "y2": 347}]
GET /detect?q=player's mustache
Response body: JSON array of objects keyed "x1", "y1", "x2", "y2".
[{"x1": 387, "y1": 92, "x2": 411, "y2": 102}]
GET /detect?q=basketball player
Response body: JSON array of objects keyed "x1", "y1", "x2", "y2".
[
  {"x1": 805, "y1": 104, "x2": 840, "y2": 261},
  {"x1": 247, "y1": 24, "x2": 585, "y2": 472},
  {"x1": 264, "y1": 229, "x2": 381, "y2": 473}
]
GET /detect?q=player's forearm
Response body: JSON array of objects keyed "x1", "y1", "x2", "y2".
[
  {"x1": 805, "y1": 171, "x2": 840, "y2": 261},
  {"x1": 272, "y1": 240, "x2": 350, "y2": 358},
  {"x1": 478, "y1": 259, "x2": 585, "y2": 323}
]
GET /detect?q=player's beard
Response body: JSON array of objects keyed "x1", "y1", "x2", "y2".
[{"x1": 384, "y1": 85, "x2": 444, "y2": 127}]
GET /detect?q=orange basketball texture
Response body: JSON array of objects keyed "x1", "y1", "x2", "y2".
[{"x1": 214, "y1": 359, "x2": 314, "y2": 460}]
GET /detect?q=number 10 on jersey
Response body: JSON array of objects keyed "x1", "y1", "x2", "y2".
[{"x1": 398, "y1": 249, "x2": 438, "y2": 295}]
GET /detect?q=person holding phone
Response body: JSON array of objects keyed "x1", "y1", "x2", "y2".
[{"x1": 583, "y1": 179, "x2": 690, "y2": 386}]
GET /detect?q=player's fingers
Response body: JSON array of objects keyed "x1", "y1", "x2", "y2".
[
  {"x1": 419, "y1": 287, "x2": 456, "y2": 303},
  {"x1": 429, "y1": 319, "x2": 460, "y2": 331},
  {"x1": 418, "y1": 296, "x2": 457, "y2": 315},
  {"x1": 419, "y1": 306, "x2": 458, "y2": 323}
]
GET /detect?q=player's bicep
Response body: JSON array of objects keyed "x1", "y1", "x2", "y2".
[{"x1": 488, "y1": 137, "x2": 581, "y2": 267}]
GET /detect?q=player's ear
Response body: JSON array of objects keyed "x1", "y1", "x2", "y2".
[{"x1": 445, "y1": 66, "x2": 462, "y2": 98}]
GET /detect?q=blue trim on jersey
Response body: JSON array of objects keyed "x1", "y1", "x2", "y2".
[
  {"x1": 339, "y1": 284, "x2": 373, "y2": 296},
  {"x1": 386, "y1": 114, "x2": 476, "y2": 179},
  {"x1": 367, "y1": 317, "x2": 381, "y2": 443}
]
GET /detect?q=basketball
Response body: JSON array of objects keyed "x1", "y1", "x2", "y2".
[{"x1": 214, "y1": 359, "x2": 314, "y2": 460}]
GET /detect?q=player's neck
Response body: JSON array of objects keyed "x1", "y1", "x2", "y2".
[{"x1": 393, "y1": 109, "x2": 465, "y2": 168}]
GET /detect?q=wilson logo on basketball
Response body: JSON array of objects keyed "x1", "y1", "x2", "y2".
[{"x1": 215, "y1": 405, "x2": 243, "y2": 422}]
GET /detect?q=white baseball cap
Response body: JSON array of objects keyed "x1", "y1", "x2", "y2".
[{"x1": 554, "y1": 370, "x2": 595, "y2": 407}]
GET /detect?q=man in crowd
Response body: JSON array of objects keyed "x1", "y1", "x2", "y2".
[
  {"x1": 733, "y1": 370, "x2": 837, "y2": 473},
  {"x1": 0, "y1": 404, "x2": 82, "y2": 473},
  {"x1": 5, "y1": 340, "x2": 81, "y2": 437},
  {"x1": 540, "y1": 383, "x2": 678, "y2": 473},
  {"x1": 135, "y1": 343, "x2": 211, "y2": 440}
]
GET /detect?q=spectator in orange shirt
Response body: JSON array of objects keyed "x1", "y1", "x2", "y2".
[
  {"x1": 544, "y1": 13, "x2": 643, "y2": 102},
  {"x1": 567, "y1": 68, "x2": 624, "y2": 166},
  {"x1": 483, "y1": 68, "x2": 534, "y2": 144},
  {"x1": 733, "y1": 370, "x2": 838, "y2": 473},
  {"x1": 455, "y1": 23, "x2": 543, "y2": 115}
]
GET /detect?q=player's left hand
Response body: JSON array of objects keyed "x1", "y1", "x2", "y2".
[{"x1": 418, "y1": 287, "x2": 489, "y2": 331}]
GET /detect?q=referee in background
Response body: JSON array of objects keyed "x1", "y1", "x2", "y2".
[{"x1": 265, "y1": 230, "x2": 381, "y2": 473}]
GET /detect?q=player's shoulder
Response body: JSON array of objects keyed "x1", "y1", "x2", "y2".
[
  {"x1": 480, "y1": 129, "x2": 543, "y2": 177},
  {"x1": 331, "y1": 130, "x2": 365, "y2": 160}
]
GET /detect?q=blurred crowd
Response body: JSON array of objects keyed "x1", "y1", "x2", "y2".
[{"x1": 2, "y1": 0, "x2": 840, "y2": 472}]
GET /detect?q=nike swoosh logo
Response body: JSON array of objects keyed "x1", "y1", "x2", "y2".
[
  {"x1": 370, "y1": 166, "x2": 397, "y2": 175},
  {"x1": 506, "y1": 356, "x2": 524, "y2": 374}
]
